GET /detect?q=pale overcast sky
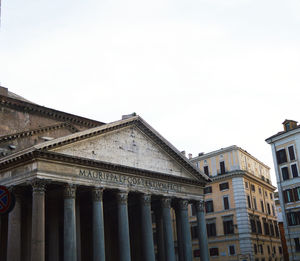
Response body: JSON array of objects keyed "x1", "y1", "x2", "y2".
[{"x1": 1, "y1": 0, "x2": 300, "y2": 185}]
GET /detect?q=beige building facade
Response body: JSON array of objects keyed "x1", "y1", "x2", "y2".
[{"x1": 190, "y1": 146, "x2": 283, "y2": 261}]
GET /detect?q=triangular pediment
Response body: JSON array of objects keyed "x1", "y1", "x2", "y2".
[{"x1": 50, "y1": 125, "x2": 201, "y2": 180}]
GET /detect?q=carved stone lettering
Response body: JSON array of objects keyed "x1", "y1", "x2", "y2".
[{"x1": 78, "y1": 169, "x2": 182, "y2": 193}]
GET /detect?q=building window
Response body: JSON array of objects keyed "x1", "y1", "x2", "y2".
[
  {"x1": 256, "y1": 218, "x2": 262, "y2": 234},
  {"x1": 267, "y1": 245, "x2": 271, "y2": 254},
  {"x1": 223, "y1": 220, "x2": 234, "y2": 235},
  {"x1": 283, "y1": 189, "x2": 295, "y2": 203},
  {"x1": 219, "y1": 182, "x2": 229, "y2": 191},
  {"x1": 295, "y1": 238, "x2": 300, "y2": 252},
  {"x1": 288, "y1": 145, "x2": 296, "y2": 161},
  {"x1": 261, "y1": 200, "x2": 265, "y2": 213},
  {"x1": 190, "y1": 225, "x2": 198, "y2": 239},
  {"x1": 254, "y1": 244, "x2": 257, "y2": 254},
  {"x1": 209, "y1": 248, "x2": 219, "y2": 256},
  {"x1": 295, "y1": 187, "x2": 300, "y2": 201},
  {"x1": 223, "y1": 196, "x2": 230, "y2": 210},
  {"x1": 287, "y1": 212, "x2": 300, "y2": 226},
  {"x1": 204, "y1": 166, "x2": 209, "y2": 176},
  {"x1": 263, "y1": 218, "x2": 270, "y2": 235},
  {"x1": 272, "y1": 205, "x2": 275, "y2": 216},
  {"x1": 220, "y1": 161, "x2": 226, "y2": 174},
  {"x1": 267, "y1": 203, "x2": 271, "y2": 215},
  {"x1": 270, "y1": 193, "x2": 273, "y2": 199},
  {"x1": 253, "y1": 197, "x2": 257, "y2": 210},
  {"x1": 204, "y1": 186, "x2": 212, "y2": 194},
  {"x1": 259, "y1": 187, "x2": 262, "y2": 194},
  {"x1": 205, "y1": 200, "x2": 214, "y2": 213},
  {"x1": 250, "y1": 217, "x2": 257, "y2": 233},
  {"x1": 279, "y1": 246, "x2": 282, "y2": 254},
  {"x1": 281, "y1": 166, "x2": 290, "y2": 181},
  {"x1": 273, "y1": 246, "x2": 276, "y2": 254},
  {"x1": 291, "y1": 164, "x2": 299, "y2": 178},
  {"x1": 193, "y1": 249, "x2": 200, "y2": 257},
  {"x1": 270, "y1": 222, "x2": 275, "y2": 236},
  {"x1": 265, "y1": 191, "x2": 268, "y2": 198},
  {"x1": 259, "y1": 244, "x2": 264, "y2": 254},
  {"x1": 276, "y1": 149, "x2": 287, "y2": 164},
  {"x1": 206, "y1": 221, "x2": 216, "y2": 237},
  {"x1": 245, "y1": 181, "x2": 249, "y2": 189},
  {"x1": 251, "y1": 184, "x2": 255, "y2": 192},
  {"x1": 274, "y1": 221, "x2": 279, "y2": 237},
  {"x1": 228, "y1": 245, "x2": 235, "y2": 255},
  {"x1": 247, "y1": 195, "x2": 251, "y2": 208}
]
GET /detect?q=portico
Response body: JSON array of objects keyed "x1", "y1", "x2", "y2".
[{"x1": 0, "y1": 115, "x2": 210, "y2": 261}]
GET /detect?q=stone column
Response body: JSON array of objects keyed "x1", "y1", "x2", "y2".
[
  {"x1": 31, "y1": 180, "x2": 46, "y2": 261},
  {"x1": 154, "y1": 207, "x2": 165, "y2": 261},
  {"x1": 176, "y1": 200, "x2": 192, "y2": 261},
  {"x1": 195, "y1": 200, "x2": 209, "y2": 261},
  {"x1": 116, "y1": 191, "x2": 131, "y2": 261},
  {"x1": 92, "y1": 187, "x2": 105, "y2": 261},
  {"x1": 64, "y1": 184, "x2": 77, "y2": 261},
  {"x1": 7, "y1": 188, "x2": 21, "y2": 261},
  {"x1": 161, "y1": 197, "x2": 175, "y2": 261},
  {"x1": 140, "y1": 194, "x2": 155, "y2": 261}
]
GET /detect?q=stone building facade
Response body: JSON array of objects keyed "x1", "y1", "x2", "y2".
[
  {"x1": 0, "y1": 87, "x2": 210, "y2": 261},
  {"x1": 266, "y1": 120, "x2": 300, "y2": 260},
  {"x1": 190, "y1": 146, "x2": 283, "y2": 261}
]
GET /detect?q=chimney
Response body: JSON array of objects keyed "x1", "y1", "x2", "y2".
[
  {"x1": 282, "y1": 119, "x2": 298, "y2": 132},
  {"x1": 198, "y1": 152, "x2": 204, "y2": 157},
  {"x1": 181, "y1": 151, "x2": 186, "y2": 157},
  {"x1": 0, "y1": 86, "x2": 8, "y2": 96},
  {"x1": 188, "y1": 153, "x2": 193, "y2": 159}
]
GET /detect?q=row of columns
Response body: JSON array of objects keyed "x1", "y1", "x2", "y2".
[{"x1": 5, "y1": 181, "x2": 209, "y2": 261}]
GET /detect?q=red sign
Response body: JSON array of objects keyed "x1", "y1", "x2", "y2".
[{"x1": 0, "y1": 185, "x2": 11, "y2": 214}]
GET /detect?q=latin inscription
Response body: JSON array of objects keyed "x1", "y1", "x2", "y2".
[{"x1": 79, "y1": 169, "x2": 182, "y2": 193}]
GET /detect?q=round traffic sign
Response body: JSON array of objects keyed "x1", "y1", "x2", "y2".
[{"x1": 0, "y1": 185, "x2": 11, "y2": 215}]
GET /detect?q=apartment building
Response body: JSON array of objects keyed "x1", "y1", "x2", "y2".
[
  {"x1": 266, "y1": 120, "x2": 300, "y2": 260},
  {"x1": 190, "y1": 145, "x2": 282, "y2": 261}
]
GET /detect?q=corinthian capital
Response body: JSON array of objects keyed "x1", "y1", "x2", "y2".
[
  {"x1": 140, "y1": 194, "x2": 151, "y2": 206},
  {"x1": 30, "y1": 179, "x2": 46, "y2": 193},
  {"x1": 116, "y1": 191, "x2": 128, "y2": 205},
  {"x1": 177, "y1": 199, "x2": 189, "y2": 210},
  {"x1": 161, "y1": 197, "x2": 172, "y2": 209},
  {"x1": 194, "y1": 200, "x2": 205, "y2": 212},
  {"x1": 92, "y1": 187, "x2": 104, "y2": 201},
  {"x1": 64, "y1": 184, "x2": 76, "y2": 199}
]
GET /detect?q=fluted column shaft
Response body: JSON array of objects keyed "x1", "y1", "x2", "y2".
[
  {"x1": 140, "y1": 194, "x2": 155, "y2": 261},
  {"x1": 161, "y1": 197, "x2": 175, "y2": 261},
  {"x1": 176, "y1": 200, "x2": 192, "y2": 261},
  {"x1": 92, "y1": 188, "x2": 105, "y2": 261},
  {"x1": 7, "y1": 189, "x2": 21, "y2": 261},
  {"x1": 195, "y1": 200, "x2": 209, "y2": 261},
  {"x1": 64, "y1": 184, "x2": 77, "y2": 261},
  {"x1": 116, "y1": 191, "x2": 131, "y2": 261}
]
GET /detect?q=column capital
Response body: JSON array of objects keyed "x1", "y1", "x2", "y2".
[
  {"x1": 177, "y1": 199, "x2": 189, "y2": 210},
  {"x1": 30, "y1": 179, "x2": 46, "y2": 193},
  {"x1": 116, "y1": 191, "x2": 128, "y2": 205},
  {"x1": 194, "y1": 200, "x2": 205, "y2": 212},
  {"x1": 64, "y1": 184, "x2": 76, "y2": 199},
  {"x1": 92, "y1": 187, "x2": 104, "y2": 201},
  {"x1": 140, "y1": 194, "x2": 151, "y2": 206},
  {"x1": 161, "y1": 197, "x2": 172, "y2": 209}
]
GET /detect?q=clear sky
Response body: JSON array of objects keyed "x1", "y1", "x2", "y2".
[{"x1": 1, "y1": 0, "x2": 300, "y2": 185}]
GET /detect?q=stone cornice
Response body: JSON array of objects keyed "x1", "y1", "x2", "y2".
[
  {"x1": 208, "y1": 170, "x2": 277, "y2": 190},
  {"x1": 0, "y1": 94, "x2": 104, "y2": 128},
  {"x1": 0, "y1": 150, "x2": 206, "y2": 186},
  {"x1": 0, "y1": 122, "x2": 79, "y2": 143}
]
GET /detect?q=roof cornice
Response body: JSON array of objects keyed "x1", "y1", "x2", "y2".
[
  {"x1": 0, "y1": 94, "x2": 104, "y2": 128},
  {"x1": 0, "y1": 122, "x2": 78, "y2": 143},
  {"x1": 266, "y1": 127, "x2": 300, "y2": 144}
]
